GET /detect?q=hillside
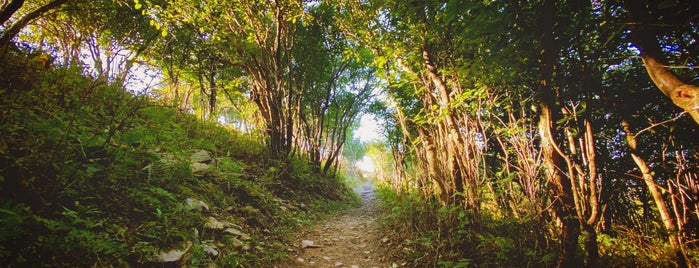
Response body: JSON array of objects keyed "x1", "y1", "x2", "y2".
[{"x1": 0, "y1": 49, "x2": 358, "y2": 267}]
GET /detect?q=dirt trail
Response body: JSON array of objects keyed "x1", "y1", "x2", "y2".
[{"x1": 284, "y1": 182, "x2": 399, "y2": 268}]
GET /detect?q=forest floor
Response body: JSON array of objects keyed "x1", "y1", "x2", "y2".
[{"x1": 282, "y1": 182, "x2": 402, "y2": 268}]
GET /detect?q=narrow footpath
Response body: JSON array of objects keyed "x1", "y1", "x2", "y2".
[{"x1": 284, "y1": 182, "x2": 401, "y2": 268}]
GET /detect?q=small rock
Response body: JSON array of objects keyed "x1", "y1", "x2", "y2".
[
  {"x1": 205, "y1": 217, "x2": 227, "y2": 230},
  {"x1": 223, "y1": 227, "x2": 242, "y2": 236},
  {"x1": 351, "y1": 265, "x2": 360, "y2": 268},
  {"x1": 230, "y1": 237, "x2": 244, "y2": 248},
  {"x1": 191, "y1": 150, "x2": 213, "y2": 163},
  {"x1": 322, "y1": 256, "x2": 331, "y2": 261},
  {"x1": 239, "y1": 232, "x2": 252, "y2": 241},
  {"x1": 301, "y1": 240, "x2": 321, "y2": 248},
  {"x1": 184, "y1": 198, "x2": 209, "y2": 211},
  {"x1": 191, "y1": 162, "x2": 210, "y2": 173},
  {"x1": 381, "y1": 237, "x2": 389, "y2": 243},
  {"x1": 202, "y1": 244, "x2": 219, "y2": 256},
  {"x1": 158, "y1": 242, "x2": 192, "y2": 262},
  {"x1": 297, "y1": 257, "x2": 305, "y2": 262},
  {"x1": 334, "y1": 262, "x2": 344, "y2": 266}
]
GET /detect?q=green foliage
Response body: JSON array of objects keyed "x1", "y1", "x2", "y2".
[
  {"x1": 0, "y1": 202, "x2": 30, "y2": 252},
  {"x1": 597, "y1": 232, "x2": 681, "y2": 267},
  {"x1": 0, "y1": 49, "x2": 359, "y2": 267},
  {"x1": 376, "y1": 185, "x2": 557, "y2": 267}
]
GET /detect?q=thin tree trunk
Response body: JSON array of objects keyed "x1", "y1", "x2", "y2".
[
  {"x1": 539, "y1": 103, "x2": 580, "y2": 268},
  {"x1": 621, "y1": 119, "x2": 688, "y2": 268},
  {"x1": 0, "y1": 0, "x2": 68, "y2": 49}
]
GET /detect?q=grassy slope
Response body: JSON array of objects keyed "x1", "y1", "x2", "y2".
[{"x1": 0, "y1": 49, "x2": 358, "y2": 267}]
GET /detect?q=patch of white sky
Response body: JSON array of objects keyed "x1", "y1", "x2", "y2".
[
  {"x1": 353, "y1": 93, "x2": 388, "y2": 173},
  {"x1": 354, "y1": 113, "x2": 381, "y2": 173},
  {"x1": 355, "y1": 113, "x2": 383, "y2": 143}
]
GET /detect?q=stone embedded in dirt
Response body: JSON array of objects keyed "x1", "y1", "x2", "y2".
[
  {"x1": 381, "y1": 237, "x2": 389, "y2": 243},
  {"x1": 351, "y1": 265, "x2": 360, "y2": 268},
  {"x1": 204, "y1": 217, "x2": 227, "y2": 230},
  {"x1": 223, "y1": 227, "x2": 251, "y2": 240},
  {"x1": 191, "y1": 162, "x2": 210, "y2": 173},
  {"x1": 202, "y1": 244, "x2": 219, "y2": 256},
  {"x1": 230, "y1": 237, "x2": 244, "y2": 248},
  {"x1": 224, "y1": 227, "x2": 241, "y2": 235},
  {"x1": 322, "y1": 256, "x2": 331, "y2": 261},
  {"x1": 296, "y1": 257, "x2": 305, "y2": 262},
  {"x1": 301, "y1": 239, "x2": 321, "y2": 248},
  {"x1": 239, "y1": 232, "x2": 251, "y2": 240},
  {"x1": 184, "y1": 197, "x2": 209, "y2": 211},
  {"x1": 157, "y1": 241, "x2": 192, "y2": 262},
  {"x1": 334, "y1": 262, "x2": 344, "y2": 266},
  {"x1": 190, "y1": 150, "x2": 213, "y2": 163}
]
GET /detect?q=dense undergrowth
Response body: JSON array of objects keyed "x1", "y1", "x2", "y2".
[
  {"x1": 375, "y1": 185, "x2": 695, "y2": 268},
  {"x1": 0, "y1": 48, "x2": 358, "y2": 267}
]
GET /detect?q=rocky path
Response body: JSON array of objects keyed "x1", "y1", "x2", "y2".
[{"x1": 284, "y1": 182, "x2": 399, "y2": 268}]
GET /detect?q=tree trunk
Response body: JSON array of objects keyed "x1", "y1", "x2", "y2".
[
  {"x1": 621, "y1": 119, "x2": 689, "y2": 268},
  {"x1": 0, "y1": 0, "x2": 68, "y2": 49},
  {"x1": 0, "y1": 0, "x2": 25, "y2": 25},
  {"x1": 535, "y1": 1, "x2": 581, "y2": 266},
  {"x1": 624, "y1": 0, "x2": 699, "y2": 124},
  {"x1": 539, "y1": 103, "x2": 580, "y2": 268}
]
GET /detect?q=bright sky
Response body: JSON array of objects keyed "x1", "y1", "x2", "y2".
[
  {"x1": 355, "y1": 114, "x2": 382, "y2": 142},
  {"x1": 354, "y1": 114, "x2": 383, "y2": 173}
]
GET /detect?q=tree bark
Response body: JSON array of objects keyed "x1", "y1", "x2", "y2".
[
  {"x1": 539, "y1": 103, "x2": 580, "y2": 268},
  {"x1": 624, "y1": 0, "x2": 699, "y2": 124},
  {"x1": 621, "y1": 119, "x2": 689, "y2": 268},
  {"x1": 0, "y1": 0, "x2": 25, "y2": 25},
  {"x1": 536, "y1": 1, "x2": 580, "y2": 266}
]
